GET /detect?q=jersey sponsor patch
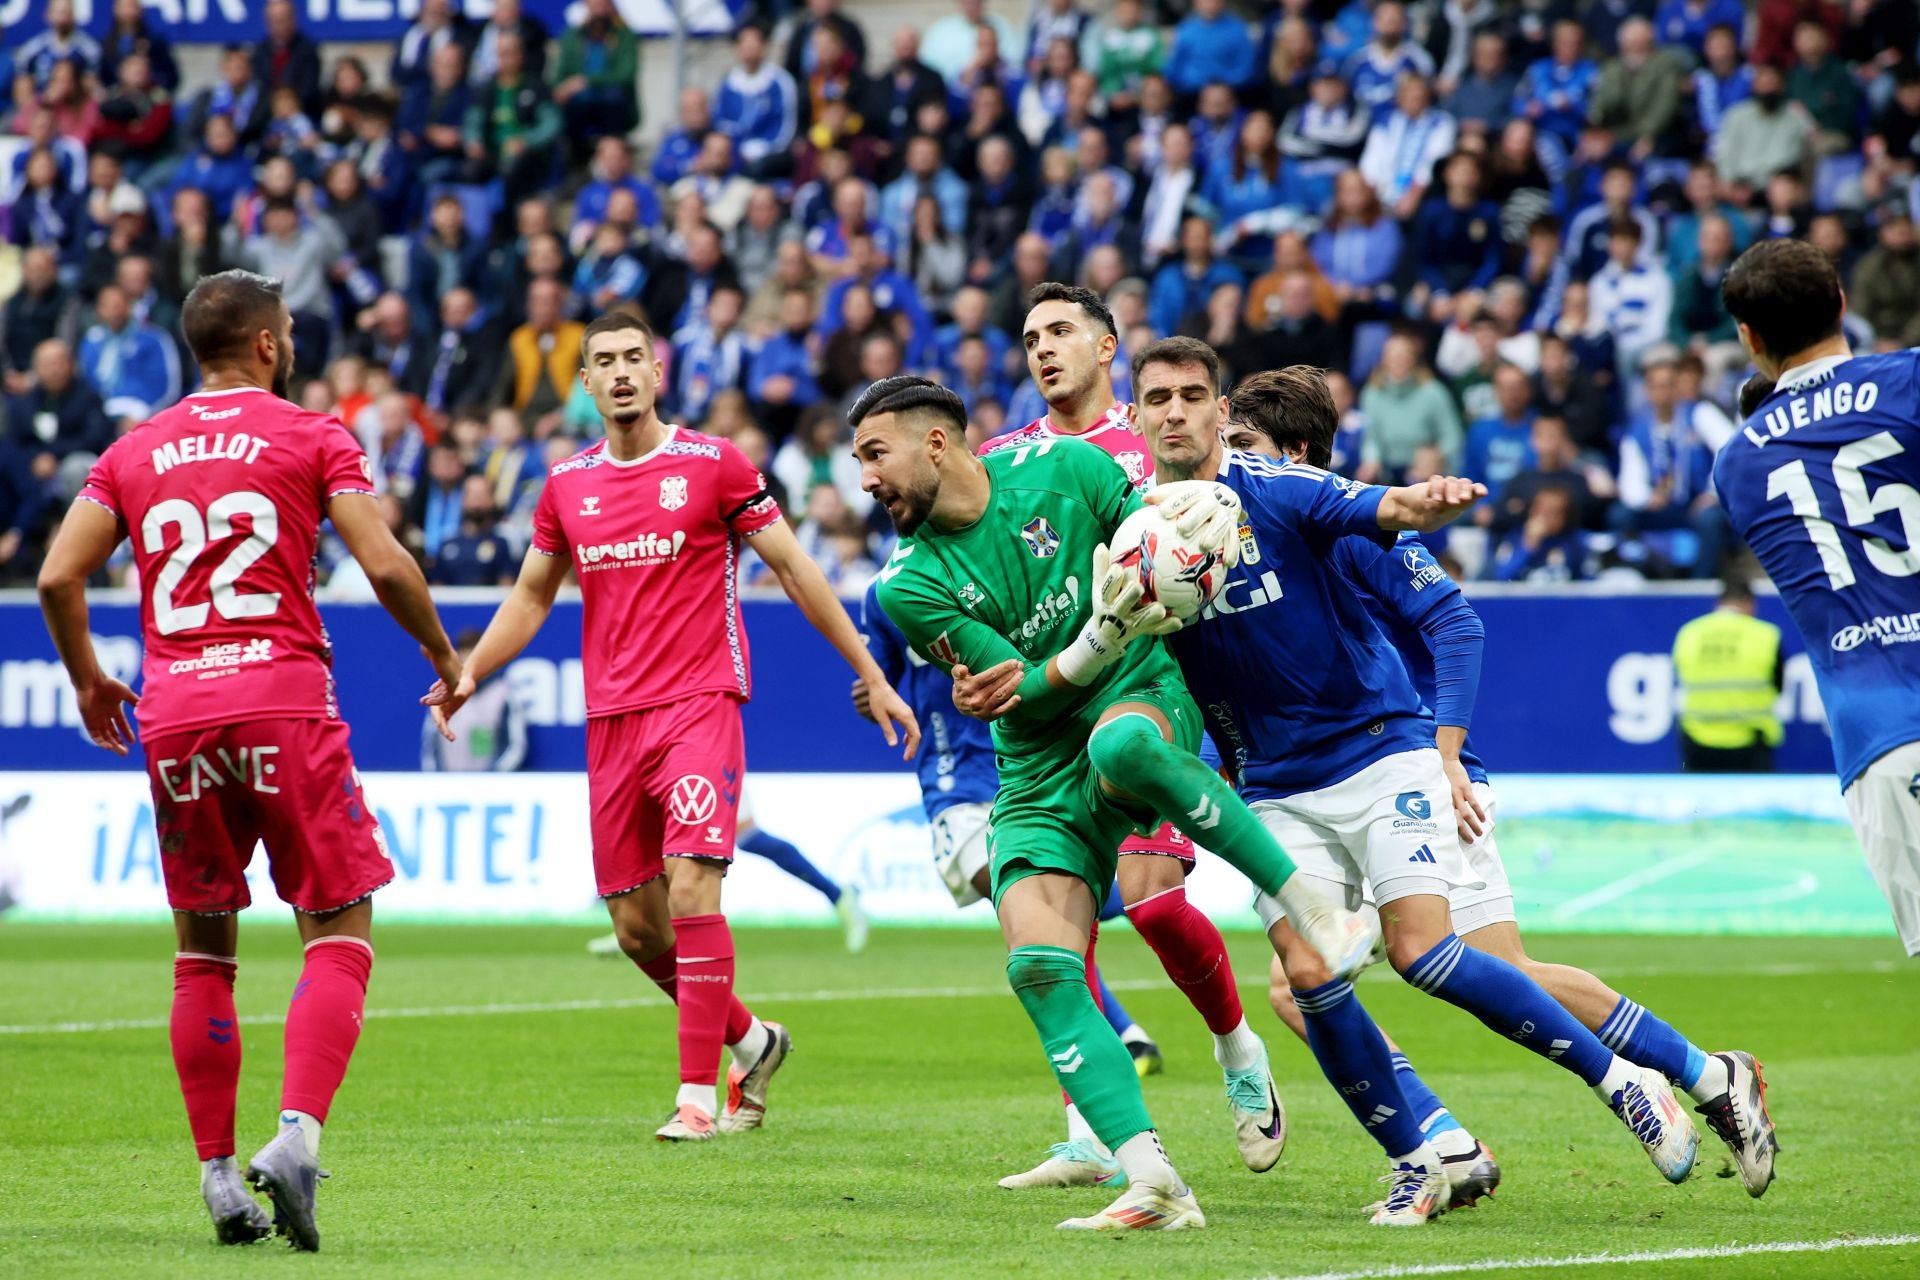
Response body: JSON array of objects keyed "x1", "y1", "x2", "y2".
[{"x1": 667, "y1": 774, "x2": 719, "y2": 825}]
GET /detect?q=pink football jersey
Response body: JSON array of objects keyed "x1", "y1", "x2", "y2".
[
  {"x1": 77, "y1": 387, "x2": 376, "y2": 735},
  {"x1": 979, "y1": 402, "x2": 1150, "y2": 488},
  {"x1": 530, "y1": 427, "x2": 782, "y2": 717}
]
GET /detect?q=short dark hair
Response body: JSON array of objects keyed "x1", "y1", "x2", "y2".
[
  {"x1": 181, "y1": 270, "x2": 285, "y2": 368},
  {"x1": 846, "y1": 374, "x2": 968, "y2": 437},
  {"x1": 1134, "y1": 336, "x2": 1223, "y2": 397},
  {"x1": 581, "y1": 310, "x2": 654, "y2": 361},
  {"x1": 1721, "y1": 239, "x2": 1844, "y2": 362},
  {"x1": 1720, "y1": 578, "x2": 1757, "y2": 606},
  {"x1": 1026, "y1": 281, "x2": 1116, "y2": 339},
  {"x1": 1228, "y1": 366, "x2": 1338, "y2": 468},
  {"x1": 1738, "y1": 372, "x2": 1777, "y2": 417},
  {"x1": 1607, "y1": 217, "x2": 1644, "y2": 244}
]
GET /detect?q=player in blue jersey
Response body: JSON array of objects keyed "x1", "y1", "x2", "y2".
[
  {"x1": 855, "y1": 577, "x2": 1167, "y2": 1082},
  {"x1": 1131, "y1": 339, "x2": 1703, "y2": 1223},
  {"x1": 1221, "y1": 367, "x2": 1778, "y2": 1207},
  {"x1": 1717, "y1": 238, "x2": 1920, "y2": 956}
]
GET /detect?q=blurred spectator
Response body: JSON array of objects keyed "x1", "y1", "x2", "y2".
[
  {"x1": 464, "y1": 32, "x2": 561, "y2": 205},
  {"x1": 552, "y1": 0, "x2": 641, "y2": 149},
  {"x1": 393, "y1": 0, "x2": 468, "y2": 90},
  {"x1": 254, "y1": 0, "x2": 323, "y2": 119},
  {"x1": 1139, "y1": 123, "x2": 1200, "y2": 266},
  {"x1": 1852, "y1": 208, "x2": 1920, "y2": 351},
  {"x1": 418, "y1": 288, "x2": 501, "y2": 419},
  {"x1": 773, "y1": 405, "x2": 869, "y2": 518},
  {"x1": 421, "y1": 628, "x2": 527, "y2": 771},
  {"x1": 1513, "y1": 19, "x2": 1598, "y2": 148},
  {"x1": 429, "y1": 477, "x2": 517, "y2": 588},
  {"x1": 1150, "y1": 214, "x2": 1240, "y2": 339},
  {"x1": 498, "y1": 279, "x2": 583, "y2": 429},
  {"x1": 1688, "y1": 24, "x2": 1752, "y2": 145},
  {"x1": 1665, "y1": 160, "x2": 1753, "y2": 272},
  {"x1": 1359, "y1": 73, "x2": 1457, "y2": 218},
  {"x1": 671, "y1": 133, "x2": 755, "y2": 231},
  {"x1": 646, "y1": 221, "x2": 741, "y2": 336},
  {"x1": 397, "y1": 39, "x2": 472, "y2": 188},
  {"x1": 168, "y1": 113, "x2": 252, "y2": 223},
  {"x1": 155, "y1": 188, "x2": 227, "y2": 303},
  {"x1": 1410, "y1": 152, "x2": 1502, "y2": 323},
  {"x1": 7, "y1": 150, "x2": 83, "y2": 260},
  {"x1": 100, "y1": 0, "x2": 179, "y2": 93},
  {"x1": 1312, "y1": 170, "x2": 1404, "y2": 325},
  {"x1": 75, "y1": 284, "x2": 179, "y2": 425},
  {"x1": 1613, "y1": 358, "x2": 1724, "y2": 578},
  {"x1": 411, "y1": 441, "x2": 469, "y2": 557},
  {"x1": 1167, "y1": 0, "x2": 1254, "y2": 96},
  {"x1": 14, "y1": 0, "x2": 101, "y2": 93},
  {"x1": 1562, "y1": 160, "x2": 1658, "y2": 281},
  {"x1": 920, "y1": 0, "x2": 1019, "y2": 86},
  {"x1": 185, "y1": 44, "x2": 269, "y2": 149},
  {"x1": 716, "y1": 25, "x2": 801, "y2": 179},
  {"x1": 1462, "y1": 363, "x2": 1537, "y2": 505},
  {"x1": 408, "y1": 195, "x2": 493, "y2": 319},
  {"x1": 574, "y1": 138, "x2": 662, "y2": 254},
  {"x1": 877, "y1": 28, "x2": 946, "y2": 141},
  {"x1": 1714, "y1": 64, "x2": 1814, "y2": 200},
  {"x1": 1492, "y1": 485, "x2": 1589, "y2": 582},
  {"x1": 6, "y1": 339, "x2": 110, "y2": 476},
  {"x1": 881, "y1": 133, "x2": 969, "y2": 245},
  {"x1": 2, "y1": 249, "x2": 78, "y2": 395},
  {"x1": 470, "y1": 0, "x2": 548, "y2": 86},
  {"x1": 748, "y1": 287, "x2": 824, "y2": 439},
  {"x1": 1447, "y1": 31, "x2": 1517, "y2": 133},
  {"x1": 12, "y1": 58, "x2": 98, "y2": 144},
  {"x1": 231, "y1": 196, "x2": 342, "y2": 378},
  {"x1": 785, "y1": 0, "x2": 870, "y2": 88},
  {"x1": 1590, "y1": 18, "x2": 1685, "y2": 163},
  {"x1": 1483, "y1": 413, "x2": 1608, "y2": 536},
  {"x1": 0, "y1": 430, "x2": 52, "y2": 581},
  {"x1": 1669, "y1": 214, "x2": 1744, "y2": 384},
  {"x1": 1587, "y1": 220, "x2": 1672, "y2": 377},
  {"x1": 1233, "y1": 270, "x2": 1343, "y2": 376},
  {"x1": 1361, "y1": 332, "x2": 1463, "y2": 477},
  {"x1": 1532, "y1": 331, "x2": 1612, "y2": 458},
  {"x1": 1345, "y1": 1, "x2": 1435, "y2": 123},
  {"x1": 1088, "y1": 0, "x2": 1162, "y2": 107},
  {"x1": 1787, "y1": 19, "x2": 1861, "y2": 152},
  {"x1": 674, "y1": 284, "x2": 751, "y2": 426},
  {"x1": 93, "y1": 53, "x2": 173, "y2": 174}
]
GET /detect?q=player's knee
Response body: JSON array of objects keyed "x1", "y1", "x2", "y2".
[
  {"x1": 1282, "y1": 937, "x2": 1333, "y2": 992},
  {"x1": 1384, "y1": 927, "x2": 1447, "y2": 977},
  {"x1": 1087, "y1": 717, "x2": 1162, "y2": 788},
  {"x1": 1005, "y1": 945, "x2": 1080, "y2": 998},
  {"x1": 615, "y1": 915, "x2": 672, "y2": 962}
]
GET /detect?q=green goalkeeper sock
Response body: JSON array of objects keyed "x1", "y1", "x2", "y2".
[
  {"x1": 1005, "y1": 946, "x2": 1156, "y2": 1155},
  {"x1": 1088, "y1": 712, "x2": 1300, "y2": 895}
]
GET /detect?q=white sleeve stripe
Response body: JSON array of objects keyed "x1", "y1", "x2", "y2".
[
  {"x1": 75, "y1": 493, "x2": 119, "y2": 517},
  {"x1": 327, "y1": 487, "x2": 377, "y2": 498},
  {"x1": 529, "y1": 546, "x2": 562, "y2": 556}
]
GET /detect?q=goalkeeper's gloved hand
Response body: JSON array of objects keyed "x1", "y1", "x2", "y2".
[
  {"x1": 1056, "y1": 542, "x2": 1183, "y2": 687},
  {"x1": 1146, "y1": 481, "x2": 1244, "y2": 568}
]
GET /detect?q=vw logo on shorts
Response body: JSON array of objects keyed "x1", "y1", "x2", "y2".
[{"x1": 668, "y1": 774, "x2": 719, "y2": 825}]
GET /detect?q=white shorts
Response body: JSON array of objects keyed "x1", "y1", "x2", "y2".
[
  {"x1": 1250, "y1": 748, "x2": 1486, "y2": 924},
  {"x1": 1452, "y1": 781, "x2": 1517, "y2": 934},
  {"x1": 931, "y1": 802, "x2": 993, "y2": 908},
  {"x1": 1843, "y1": 740, "x2": 1920, "y2": 957}
]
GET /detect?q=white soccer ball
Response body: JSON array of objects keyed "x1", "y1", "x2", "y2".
[{"x1": 1108, "y1": 504, "x2": 1231, "y2": 622}]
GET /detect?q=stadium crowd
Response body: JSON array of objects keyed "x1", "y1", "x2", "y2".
[{"x1": 2, "y1": 0, "x2": 1919, "y2": 591}]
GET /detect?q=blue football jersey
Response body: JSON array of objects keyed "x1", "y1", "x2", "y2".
[
  {"x1": 1335, "y1": 532, "x2": 1491, "y2": 785},
  {"x1": 862, "y1": 579, "x2": 998, "y2": 816},
  {"x1": 1714, "y1": 350, "x2": 1920, "y2": 787},
  {"x1": 1172, "y1": 454, "x2": 1434, "y2": 799}
]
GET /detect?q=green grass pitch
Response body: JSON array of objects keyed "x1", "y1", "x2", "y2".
[{"x1": 2, "y1": 924, "x2": 1916, "y2": 1279}]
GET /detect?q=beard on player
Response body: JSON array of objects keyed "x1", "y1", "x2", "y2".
[
  {"x1": 870, "y1": 456, "x2": 940, "y2": 536},
  {"x1": 270, "y1": 333, "x2": 294, "y2": 400}
]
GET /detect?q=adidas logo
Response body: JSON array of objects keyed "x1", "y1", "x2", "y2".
[
  {"x1": 1408, "y1": 845, "x2": 1438, "y2": 864},
  {"x1": 1051, "y1": 1044, "x2": 1086, "y2": 1075},
  {"x1": 1366, "y1": 1104, "x2": 1399, "y2": 1127},
  {"x1": 1547, "y1": 1038, "x2": 1572, "y2": 1060}
]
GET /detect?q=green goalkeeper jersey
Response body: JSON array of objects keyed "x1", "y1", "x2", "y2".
[{"x1": 874, "y1": 436, "x2": 1189, "y2": 793}]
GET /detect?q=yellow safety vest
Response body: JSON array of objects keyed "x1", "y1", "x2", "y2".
[{"x1": 1672, "y1": 610, "x2": 1784, "y2": 749}]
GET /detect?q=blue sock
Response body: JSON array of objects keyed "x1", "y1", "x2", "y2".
[
  {"x1": 1389, "y1": 1051, "x2": 1462, "y2": 1138},
  {"x1": 1096, "y1": 968, "x2": 1138, "y2": 1036},
  {"x1": 1596, "y1": 997, "x2": 1708, "y2": 1090},
  {"x1": 1097, "y1": 881, "x2": 1127, "y2": 923},
  {"x1": 1293, "y1": 979, "x2": 1430, "y2": 1160},
  {"x1": 739, "y1": 828, "x2": 840, "y2": 905},
  {"x1": 1404, "y1": 935, "x2": 1615, "y2": 1087}
]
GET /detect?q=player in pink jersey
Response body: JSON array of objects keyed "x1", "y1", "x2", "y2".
[
  {"x1": 36, "y1": 271, "x2": 462, "y2": 1252},
  {"x1": 428, "y1": 311, "x2": 918, "y2": 1142},
  {"x1": 970, "y1": 283, "x2": 1290, "y2": 1189}
]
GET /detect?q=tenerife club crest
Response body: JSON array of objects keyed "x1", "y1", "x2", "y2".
[
  {"x1": 1021, "y1": 516, "x2": 1061, "y2": 558},
  {"x1": 659, "y1": 475, "x2": 689, "y2": 511}
]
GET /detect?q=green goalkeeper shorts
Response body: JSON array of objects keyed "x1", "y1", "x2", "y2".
[{"x1": 986, "y1": 678, "x2": 1204, "y2": 907}]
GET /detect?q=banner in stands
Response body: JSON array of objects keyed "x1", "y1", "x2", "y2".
[
  {"x1": 0, "y1": 589, "x2": 1838, "y2": 776},
  {"x1": 0, "y1": 0, "x2": 738, "y2": 46},
  {"x1": 0, "y1": 771, "x2": 1894, "y2": 939}
]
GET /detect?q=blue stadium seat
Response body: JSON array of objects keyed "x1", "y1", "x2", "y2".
[{"x1": 1814, "y1": 154, "x2": 1865, "y2": 213}]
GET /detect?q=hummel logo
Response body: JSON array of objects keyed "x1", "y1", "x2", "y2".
[
  {"x1": 1366, "y1": 1104, "x2": 1399, "y2": 1127},
  {"x1": 1187, "y1": 796, "x2": 1221, "y2": 830},
  {"x1": 580, "y1": 495, "x2": 601, "y2": 516},
  {"x1": 1547, "y1": 1038, "x2": 1572, "y2": 1060},
  {"x1": 1408, "y1": 845, "x2": 1437, "y2": 864},
  {"x1": 1051, "y1": 1044, "x2": 1086, "y2": 1075}
]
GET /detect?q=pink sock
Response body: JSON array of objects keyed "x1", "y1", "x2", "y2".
[
  {"x1": 634, "y1": 937, "x2": 755, "y2": 1041},
  {"x1": 670, "y1": 915, "x2": 749, "y2": 1087},
  {"x1": 280, "y1": 937, "x2": 373, "y2": 1123},
  {"x1": 171, "y1": 953, "x2": 241, "y2": 1160},
  {"x1": 1128, "y1": 886, "x2": 1244, "y2": 1034}
]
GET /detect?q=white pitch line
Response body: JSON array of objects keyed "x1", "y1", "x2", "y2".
[
  {"x1": 1254, "y1": 1233, "x2": 1920, "y2": 1280},
  {"x1": 1551, "y1": 846, "x2": 1725, "y2": 921},
  {"x1": 0, "y1": 957, "x2": 1906, "y2": 1036}
]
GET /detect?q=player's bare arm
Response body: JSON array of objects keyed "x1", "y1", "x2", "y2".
[
  {"x1": 1377, "y1": 476, "x2": 1489, "y2": 532},
  {"x1": 330, "y1": 491, "x2": 461, "y2": 698},
  {"x1": 37, "y1": 499, "x2": 139, "y2": 755},
  {"x1": 1435, "y1": 724, "x2": 1488, "y2": 842},
  {"x1": 752, "y1": 518, "x2": 920, "y2": 758},
  {"x1": 423, "y1": 542, "x2": 569, "y2": 733}
]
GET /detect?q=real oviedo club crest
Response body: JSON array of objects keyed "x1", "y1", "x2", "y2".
[{"x1": 1021, "y1": 516, "x2": 1060, "y2": 558}]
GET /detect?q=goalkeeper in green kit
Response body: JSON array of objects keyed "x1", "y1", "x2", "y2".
[{"x1": 854, "y1": 376, "x2": 1374, "y2": 1232}]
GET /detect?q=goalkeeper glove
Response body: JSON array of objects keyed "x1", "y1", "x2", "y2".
[
  {"x1": 1147, "y1": 481, "x2": 1244, "y2": 568},
  {"x1": 1055, "y1": 542, "x2": 1183, "y2": 687}
]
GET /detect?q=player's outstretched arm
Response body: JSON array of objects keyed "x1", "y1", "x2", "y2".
[
  {"x1": 332, "y1": 491, "x2": 462, "y2": 689},
  {"x1": 422, "y1": 543, "x2": 570, "y2": 735},
  {"x1": 1377, "y1": 474, "x2": 1489, "y2": 532},
  {"x1": 752, "y1": 519, "x2": 921, "y2": 759},
  {"x1": 37, "y1": 501, "x2": 139, "y2": 755}
]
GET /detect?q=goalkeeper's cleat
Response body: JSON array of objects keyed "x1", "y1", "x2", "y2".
[
  {"x1": 1057, "y1": 1181, "x2": 1205, "y2": 1231},
  {"x1": 1609, "y1": 1066, "x2": 1698, "y2": 1184},
  {"x1": 1693, "y1": 1051, "x2": 1777, "y2": 1198},
  {"x1": 836, "y1": 886, "x2": 870, "y2": 955},
  {"x1": 586, "y1": 931, "x2": 623, "y2": 958},
  {"x1": 654, "y1": 1103, "x2": 716, "y2": 1142},
  {"x1": 201, "y1": 1156, "x2": 271, "y2": 1245},
  {"x1": 1126, "y1": 1035, "x2": 1164, "y2": 1078},
  {"x1": 1440, "y1": 1138, "x2": 1501, "y2": 1209},
  {"x1": 1303, "y1": 907, "x2": 1377, "y2": 983},
  {"x1": 1370, "y1": 1163, "x2": 1449, "y2": 1226},
  {"x1": 719, "y1": 1021, "x2": 792, "y2": 1133},
  {"x1": 244, "y1": 1127, "x2": 326, "y2": 1252},
  {"x1": 1223, "y1": 1053, "x2": 1287, "y2": 1172},
  {"x1": 998, "y1": 1141, "x2": 1124, "y2": 1189}
]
